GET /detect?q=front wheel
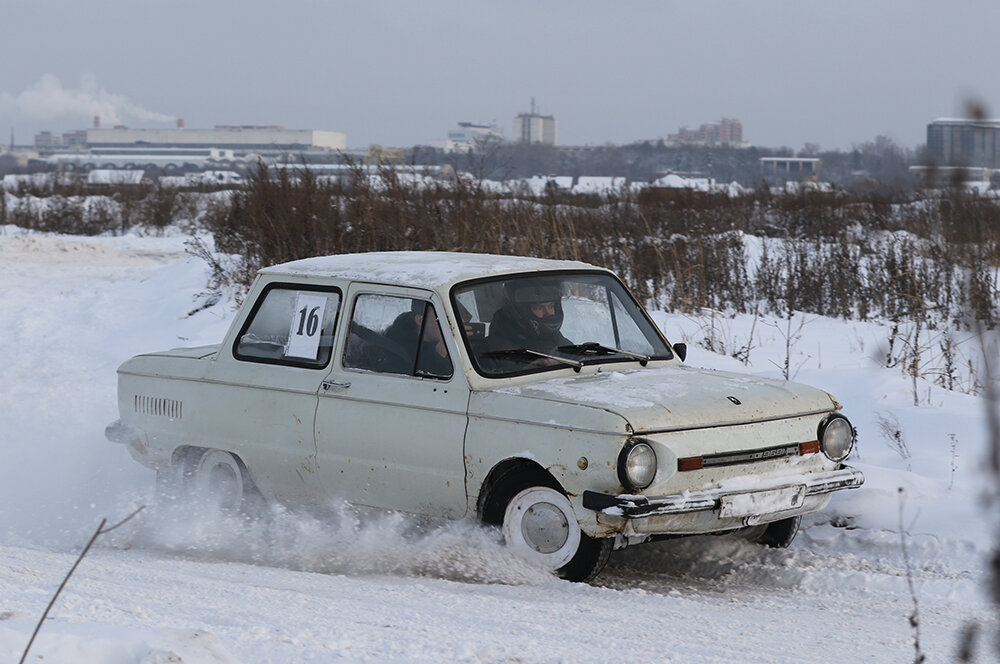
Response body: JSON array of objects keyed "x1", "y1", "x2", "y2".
[
  {"x1": 743, "y1": 515, "x2": 801, "y2": 548},
  {"x1": 489, "y1": 471, "x2": 612, "y2": 582}
]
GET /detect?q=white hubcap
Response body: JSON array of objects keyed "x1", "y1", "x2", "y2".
[{"x1": 503, "y1": 487, "x2": 581, "y2": 569}]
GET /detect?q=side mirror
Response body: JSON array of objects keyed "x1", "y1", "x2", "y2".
[{"x1": 673, "y1": 342, "x2": 687, "y2": 362}]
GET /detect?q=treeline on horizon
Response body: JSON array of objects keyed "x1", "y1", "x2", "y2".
[
  {"x1": 428, "y1": 135, "x2": 930, "y2": 190},
  {"x1": 1, "y1": 133, "x2": 969, "y2": 190}
]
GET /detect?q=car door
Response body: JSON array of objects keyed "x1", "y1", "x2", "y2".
[
  {"x1": 311, "y1": 285, "x2": 470, "y2": 518},
  {"x1": 202, "y1": 281, "x2": 342, "y2": 505}
]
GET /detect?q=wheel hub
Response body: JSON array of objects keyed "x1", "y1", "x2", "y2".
[{"x1": 521, "y1": 501, "x2": 570, "y2": 553}]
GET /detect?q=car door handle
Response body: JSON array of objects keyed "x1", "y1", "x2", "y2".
[{"x1": 322, "y1": 380, "x2": 351, "y2": 391}]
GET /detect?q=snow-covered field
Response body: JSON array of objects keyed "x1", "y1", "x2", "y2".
[{"x1": 0, "y1": 226, "x2": 997, "y2": 663}]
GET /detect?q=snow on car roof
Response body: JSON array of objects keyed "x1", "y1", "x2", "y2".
[{"x1": 259, "y1": 251, "x2": 607, "y2": 290}]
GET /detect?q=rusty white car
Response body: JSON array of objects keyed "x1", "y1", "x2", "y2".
[{"x1": 106, "y1": 252, "x2": 863, "y2": 581}]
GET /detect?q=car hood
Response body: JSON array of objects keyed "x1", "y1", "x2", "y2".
[{"x1": 491, "y1": 364, "x2": 838, "y2": 433}]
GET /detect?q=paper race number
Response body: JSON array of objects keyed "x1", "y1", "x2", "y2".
[{"x1": 285, "y1": 292, "x2": 328, "y2": 359}]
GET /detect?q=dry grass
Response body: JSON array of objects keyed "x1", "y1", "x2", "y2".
[
  {"x1": 5, "y1": 164, "x2": 998, "y2": 331},
  {"x1": 198, "y1": 164, "x2": 999, "y2": 331}
]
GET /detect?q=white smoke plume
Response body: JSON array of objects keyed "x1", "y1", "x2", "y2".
[{"x1": 0, "y1": 73, "x2": 176, "y2": 126}]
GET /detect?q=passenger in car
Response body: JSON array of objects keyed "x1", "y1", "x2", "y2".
[{"x1": 385, "y1": 301, "x2": 453, "y2": 378}]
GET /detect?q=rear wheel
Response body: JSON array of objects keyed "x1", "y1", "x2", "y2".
[
  {"x1": 484, "y1": 468, "x2": 612, "y2": 582},
  {"x1": 159, "y1": 448, "x2": 262, "y2": 514},
  {"x1": 193, "y1": 450, "x2": 247, "y2": 510}
]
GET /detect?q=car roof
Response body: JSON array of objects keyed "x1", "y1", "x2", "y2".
[{"x1": 259, "y1": 251, "x2": 608, "y2": 291}]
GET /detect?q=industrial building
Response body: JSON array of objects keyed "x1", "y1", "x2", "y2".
[
  {"x1": 926, "y1": 118, "x2": 1000, "y2": 169},
  {"x1": 33, "y1": 124, "x2": 347, "y2": 173},
  {"x1": 85, "y1": 125, "x2": 346, "y2": 155}
]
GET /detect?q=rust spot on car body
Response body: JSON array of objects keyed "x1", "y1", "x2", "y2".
[{"x1": 591, "y1": 514, "x2": 625, "y2": 537}]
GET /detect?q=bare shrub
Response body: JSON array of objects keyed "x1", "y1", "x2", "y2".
[{"x1": 876, "y1": 411, "x2": 911, "y2": 469}]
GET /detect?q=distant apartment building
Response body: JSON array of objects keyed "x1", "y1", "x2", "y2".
[
  {"x1": 668, "y1": 118, "x2": 744, "y2": 146},
  {"x1": 514, "y1": 100, "x2": 557, "y2": 145},
  {"x1": 926, "y1": 118, "x2": 1000, "y2": 169}
]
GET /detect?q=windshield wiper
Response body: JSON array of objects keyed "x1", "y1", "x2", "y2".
[
  {"x1": 558, "y1": 342, "x2": 650, "y2": 366},
  {"x1": 481, "y1": 348, "x2": 583, "y2": 372}
]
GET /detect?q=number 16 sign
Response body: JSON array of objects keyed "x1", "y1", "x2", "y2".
[{"x1": 285, "y1": 292, "x2": 328, "y2": 359}]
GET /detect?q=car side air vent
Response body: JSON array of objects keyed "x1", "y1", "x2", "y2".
[{"x1": 134, "y1": 394, "x2": 183, "y2": 419}]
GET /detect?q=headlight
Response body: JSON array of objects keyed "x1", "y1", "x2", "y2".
[
  {"x1": 818, "y1": 414, "x2": 855, "y2": 462},
  {"x1": 618, "y1": 439, "x2": 657, "y2": 491}
]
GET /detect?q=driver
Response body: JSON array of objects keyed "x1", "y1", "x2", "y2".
[{"x1": 486, "y1": 280, "x2": 570, "y2": 354}]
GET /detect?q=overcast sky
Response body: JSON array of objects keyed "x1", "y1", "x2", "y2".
[{"x1": 1, "y1": 0, "x2": 997, "y2": 152}]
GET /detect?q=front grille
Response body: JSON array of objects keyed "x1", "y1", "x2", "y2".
[
  {"x1": 702, "y1": 443, "x2": 801, "y2": 467},
  {"x1": 677, "y1": 441, "x2": 814, "y2": 472}
]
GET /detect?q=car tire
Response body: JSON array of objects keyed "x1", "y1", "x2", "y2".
[
  {"x1": 745, "y1": 515, "x2": 801, "y2": 548},
  {"x1": 485, "y1": 468, "x2": 612, "y2": 582},
  {"x1": 186, "y1": 449, "x2": 263, "y2": 514}
]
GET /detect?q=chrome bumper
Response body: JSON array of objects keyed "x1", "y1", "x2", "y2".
[{"x1": 582, "y1": 466, "x2": 864, "y2": 518}]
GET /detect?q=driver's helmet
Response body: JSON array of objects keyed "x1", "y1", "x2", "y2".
[{"x1": 506, "y1": 280, "x2": 564, "y2": 335}]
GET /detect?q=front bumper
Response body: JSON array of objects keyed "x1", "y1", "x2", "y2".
[{"x1": 582, "y1": 466, "x2": 864, "y2": 518}]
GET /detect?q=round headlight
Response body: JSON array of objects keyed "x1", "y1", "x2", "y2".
[
  {"x1": 619, "y1": 440, "x2": 657, "y2": 491},
  {"x1": 819, "y1": 415, "x2": 855, "y2": 462}
]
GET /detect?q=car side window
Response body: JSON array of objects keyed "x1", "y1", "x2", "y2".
[
  {"x1": 343, "y1": 294, "x2": 453, "y2": 380},
  {"x1": 234, "y1": 285, "x2": 341, "y2": 368}
]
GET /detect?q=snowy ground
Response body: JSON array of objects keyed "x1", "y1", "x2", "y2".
[{"x1": 0, "y1": 226, "x2": 997, "y2": 663}]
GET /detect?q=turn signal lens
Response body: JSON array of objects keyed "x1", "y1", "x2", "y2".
[
  {"x1": 677, "y1": 456, "x2": 704, "y2": 471},
  {"x1": 799, "y1": 440, "x2": 821, "y2": 455}
]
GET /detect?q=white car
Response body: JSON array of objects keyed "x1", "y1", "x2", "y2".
[{"x1": 107, "y1": 252, "x2": 863, "y2": 581}]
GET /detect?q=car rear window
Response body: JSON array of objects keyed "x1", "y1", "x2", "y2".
[{"x1": 234, "y1": 283, "x2": 341, "y2": 368}]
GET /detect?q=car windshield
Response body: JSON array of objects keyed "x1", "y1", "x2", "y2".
[{"x1": 452, "y1": 271, "x2": 674, "y2": 377}]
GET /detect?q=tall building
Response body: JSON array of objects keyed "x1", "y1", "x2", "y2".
[
  {"x1": 926, "y1": 118, "x2": 1000, "y2": 169},
  {"x1": 514, "y1": 99, "x2": 557, "y2": 145}
]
